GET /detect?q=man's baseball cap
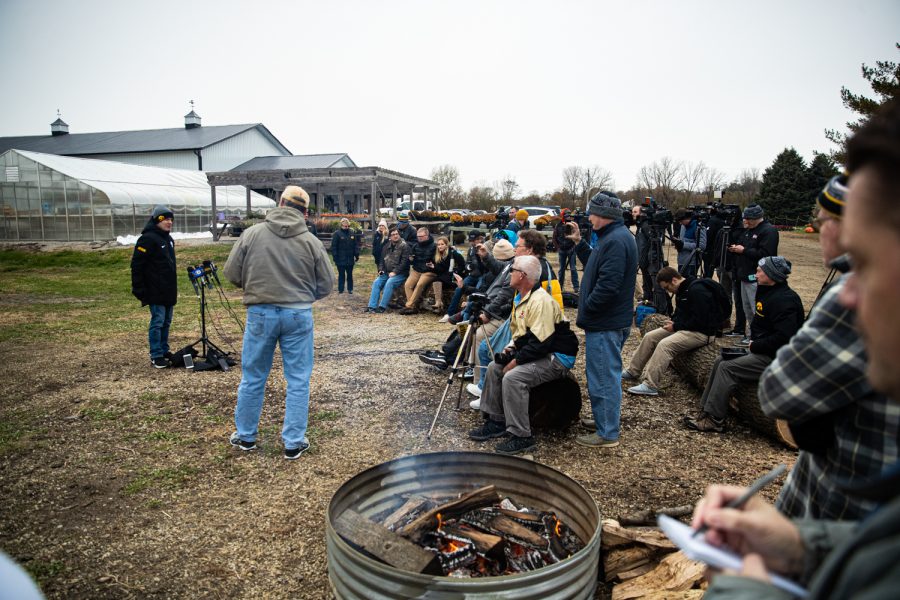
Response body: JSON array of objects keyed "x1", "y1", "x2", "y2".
[{"x1": 281, "y1": 186, "x2": 310, "y2": 211}]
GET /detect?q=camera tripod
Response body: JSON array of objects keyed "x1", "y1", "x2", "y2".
[
  {"x1": 645, "y1": 224, "x2": 672, "y2": 315},
  {"x1": 426, "y1": 313, "x2": 497, "y2": 439}
]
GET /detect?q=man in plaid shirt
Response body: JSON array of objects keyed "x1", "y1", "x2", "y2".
[{"x1": 759, "y1": 175, "x2": 900, "y2": 520}]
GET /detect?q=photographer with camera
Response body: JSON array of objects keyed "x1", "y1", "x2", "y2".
[
  {"x1": 439, "y1": 231, "x2": 482, "y2": 322},
  {"x1": 553, "y1": 210, "x2": 580, "y2": 293},
  {"x1": 728, "y1": 204, "x2": 779, "y2": 344},
  {"x1": 467, "y1": 255, "x2": 578, "y2": 456},
  {"x1": 702, "y1": 205, "x2": 727, "y2": 278},
  {"x1": 630, "y1": 204, "x2": 655, "y2": 303},
  {"x1": 673, "y1": 209, "x2": 707, "y2": 279},
  {"x1": 131, "y1": 204, "x2": 178, "y2": 369}
]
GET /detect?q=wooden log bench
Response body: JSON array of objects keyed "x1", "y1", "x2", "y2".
[{"x1": 639, "y1": 313, "x2": 795, "y2": 447}]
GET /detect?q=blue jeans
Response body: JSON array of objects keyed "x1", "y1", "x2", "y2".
[
  {"x1": 234, "y1": 304, "x2": 314, "y2": 449},
  {"x1": 477, "y1": 317, "x2": 513, "y2": 389},
  {"x1": 447, "y1": 274, "x2": 480, "y2": 316},
  {"x1": 558, "y1": 249, "x2": 579, "y2": 291},
  {"x1": 148, "y1": 304, "x2": 173, "y2": 358},
  {"x1": 585, "y1": 328, "x2": 631, "y2": 441},
  {"x1": 336, "y1": 264, "x2": 355, "y2": 292},
  {"x1": 367, "y1": 273, "x2": 408, "y2": 309}
]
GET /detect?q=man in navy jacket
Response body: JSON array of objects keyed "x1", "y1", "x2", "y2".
[{"x1": 567, "y1": 191, "x2": 637, "y2": 449}]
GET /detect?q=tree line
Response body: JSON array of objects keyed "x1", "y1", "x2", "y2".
[{"x1": 429, "y1": 44, "x2": 897, "y2": 224}]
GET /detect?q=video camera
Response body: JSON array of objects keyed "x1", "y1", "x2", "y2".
[
  {"x1": 467, "y1": 291, "x2": 488, "y2": 316},
  {"x1": 713, "y1": 202, "x2": 742, "y2": 227},
  {"x1": 625, "y1": 197, "x2": 673, "y2": 228}
]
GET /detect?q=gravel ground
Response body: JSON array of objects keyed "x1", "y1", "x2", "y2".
[{"x1": 0, "y1": 232, "x2": 827, "y2": 598}]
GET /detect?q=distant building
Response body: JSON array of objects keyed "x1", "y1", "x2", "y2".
[
  {"x1": 0, "y1": 149, "x2": 273, "y2": 241},
  {"x1": 0, "y1": 110, "x2": 292, "y2": 172}
]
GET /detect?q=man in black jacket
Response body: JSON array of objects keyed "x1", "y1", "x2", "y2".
[
  {"x1": 131, "y1": 205, "x2": 178, "y2": 368},
  {"x1": 468, "y1": 255, "x2": 578, "y2": 455},
  {"x1": 625, "y1": 267, "x2": 724, "y2": 396},
  {"x1": 553, "y1": 209, "x2": 579, "y2": 293},
  {"x1": 684, "y1": 256, "x2": 804, "y2": 433},
  {"x1": 728, "y1": 204, "x2": 779, "y2": 343},
  {"x1": 400, "y1": 227, "x2": 436, "y2": 313}
]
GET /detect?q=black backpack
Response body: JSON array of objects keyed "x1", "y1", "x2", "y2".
[{"x1": 690, "y1": 278, "x2": 732, "y2": 332}]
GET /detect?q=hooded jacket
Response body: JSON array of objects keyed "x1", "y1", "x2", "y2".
[
  {"x1": 130, "y1": 218, "x2": 177, "y2": 306},
  {"x1": 671, "y1": 277, "x2": 722, "y2": 337},
  {"x1": 331, "y1": 227, "x2": 360, "y2": 266},
  {"x1": 482, "y1": 260, "x2": 515, "y2": 321},
  {"x1": 223, "y1": 207, "x2": 334, "y2": 305},
  {"x1": 749, "y1": 281, "x2": 805, "y2": 358},
  {"x1": 735, "y1": 220, "x2": 779, "y2": 281}
]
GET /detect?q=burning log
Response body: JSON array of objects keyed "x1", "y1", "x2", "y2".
[
  {"x1": 440, "y1": 524, "x2": 504, "y2": 556},
  {"x1": 333, "y1": 509, "x2": 443, "y2": 575},
  {"x1": 397, "y1": 485, "x2": 499, "y2": 543},
  {"x1": 460, "y1": 511, "x2": 549, "y2": 550}
]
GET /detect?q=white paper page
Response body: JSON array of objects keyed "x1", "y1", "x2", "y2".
[{"x1": 657, "y1": 514, "x2": 808, "y2": 598}]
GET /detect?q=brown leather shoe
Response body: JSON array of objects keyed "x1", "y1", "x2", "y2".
[{"x1": 398, "y1": 307, "x2": 418, "y2": 315}]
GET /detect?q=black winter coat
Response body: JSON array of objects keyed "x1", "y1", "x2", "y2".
[
  {"x1": 409, "y1": 236, "x2": 436, "y2": 273},
  {"x1": 397, "y1": 223, "x2": 417, "y2": 244},
  {"x1": 131, "y1": 220, "x2": 177, "y2": 307},
  {"x1": 331, "y1": 228, "x2": 360, "y2": 266},
  {"x1": 749, "y1": 282, "x2": 805, "y2": 358},
  {"x1": 671, "y1": 277, "x2": 723, "y2": 337},
  {"x1": 372, "y1": 230, "x2": 387, "y2": 265},
  {"x1": 735, "y1": 220, "x2": 779, "y2": 281}
]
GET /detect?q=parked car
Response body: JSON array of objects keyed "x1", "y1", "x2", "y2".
[{"x1": 519, "y1": 206, "x2": 559, "y2": 228}]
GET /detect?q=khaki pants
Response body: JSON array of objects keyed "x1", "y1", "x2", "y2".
[
  {"x1": 481, "y1": 355, "x2": 569, "y2": 437},
  {"x1": 404, "y1": 270, "x2": 436, "y2": 308},
  {"x1": 627, "y1": 327, "x2": 712, "y2": 389}
]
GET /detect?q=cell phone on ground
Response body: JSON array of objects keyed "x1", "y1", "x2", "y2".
[{"x1": 183, "y1": 353, "x2": 194, "y2": 369}]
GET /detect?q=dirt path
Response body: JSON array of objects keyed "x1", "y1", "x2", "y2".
[{"x1": 0, "y1": 232, "x2": 826, "y2": 598}]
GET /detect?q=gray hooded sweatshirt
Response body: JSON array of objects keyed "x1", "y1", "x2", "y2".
[{"x1": 224, "y1": 207, "x2": 334, "y2": 306}]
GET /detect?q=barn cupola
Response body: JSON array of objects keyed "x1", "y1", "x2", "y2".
[
  {"x1": 50, "y1": 110, "x2": 69, "y2": 136},
  {"x1": 184, "y1": 100, "x2": 201, "y2": 129}
]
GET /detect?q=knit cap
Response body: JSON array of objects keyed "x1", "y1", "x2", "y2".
[
  {"x1": 398, "y1": 211, "x2": 410, "y2": 222},
  {"x1": 515, "y1": 209, "x2": 529, "y2": 221},
  {"x1": 492, "y1": 239, "x2": 515, "y2": 260},
  {"x1": 151, "y1": 205, "x2": 174, "y2": 222},
  {"x1": 743, "y1": 204, "x2": 764, "y2": 220},
  {"x1": 817, "y1": 175, "x2": 848, "y2": 219},
  {"x1": 588, "y1": 191, "x2": 622, "y2": 219},
  {"x1": 758, "y1": 256, "x2": 792, "y2": 282}
]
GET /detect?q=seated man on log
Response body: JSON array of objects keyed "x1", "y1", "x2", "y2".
[
  {"x1": 625, "y1": 266, "x2": 728, "y2": 397},
  {"x1": 759, "y1": 175, "x2": 899, "y2": 521},
  {"x1": 683, "y1": 256, "x2": 804, "y2": 433},
  {"x1": 467, "y1": 255, "x2": 579, "y2": 456}
]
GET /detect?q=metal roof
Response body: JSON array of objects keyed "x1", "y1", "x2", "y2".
[
  {"x1": 0, "y1": 123, "x2": 291, "y2": 156},
  {"x1": 9, "y1": 149, "x2": 275, "y2": 209},
  {"x1": 232, "y1": 153, "x2": 357, "y2": 171}
]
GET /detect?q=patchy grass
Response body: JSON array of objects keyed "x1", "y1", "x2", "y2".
[
  {"x1": 26, "y1": 559, "x2": 66, "y2": 584},
  {"x1": 122, "y1": 464, "x2": 200, "y2": 495}
]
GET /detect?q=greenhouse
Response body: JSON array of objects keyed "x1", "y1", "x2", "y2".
[{"x1": 0, "y1": 149, "x2": 274, "y2": 241}]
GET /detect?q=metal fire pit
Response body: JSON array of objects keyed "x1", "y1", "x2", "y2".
[{"x1": 326, "y1": 451, "x2": 601, "y2": 599}]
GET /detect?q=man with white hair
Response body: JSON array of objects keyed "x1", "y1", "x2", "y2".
[
  {"x1": 468, "y1": 255, "x2": 578, "y2": 455},
  {"x1": 223, "y1": 185, "x2": 334, "y2": 459}
]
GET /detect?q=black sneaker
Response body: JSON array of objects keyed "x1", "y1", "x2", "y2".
[
  {"x1": 374, "y1": 307, "x2": 386, "y2": 314},
  {"x1": 683, "y1": 413, "x2": 726, "y2": 433},
  {"x1": 463, "y1": 367, "x2": 475, "y2": 380},
  {"x1": 229, "y1": 432, "x2": 257, "y2": 451},
  {"x1": 418, "y1": 353, "x2": 448, "y2": 370},
  {"x1": 495, "y1": 436, "x2": 537, "y2": 455},
  {"x1": 468, "y1": 420, "x2": 508, "y2": 441},
  {"x1": 284, "y1": 442, "x2": 310, "y2": 460},
  {"x1": 151, "y1": 356, "x2": 171, "y2": 369},
  {"x1": 363, "y1": 307, "x2": 375, "y2": 313}
]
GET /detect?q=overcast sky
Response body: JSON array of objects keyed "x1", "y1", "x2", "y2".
[{"x1": 1, "y1": 0, "x2": 897, "y2": 195}]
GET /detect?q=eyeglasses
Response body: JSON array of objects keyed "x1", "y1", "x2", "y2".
[{"x1": 510, "y1": 267, "x2": 523, "y2": 274}]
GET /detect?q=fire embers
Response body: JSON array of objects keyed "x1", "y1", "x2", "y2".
[{"x1": 421, "y1": 499, "x2": 584, "y2": 577}]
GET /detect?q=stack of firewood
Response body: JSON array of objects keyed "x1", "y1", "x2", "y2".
[{"x1": 601, "y1": 510, "x2": 706, "y2": 599}]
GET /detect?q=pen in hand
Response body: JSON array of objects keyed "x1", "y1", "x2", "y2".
[{"x1": 692, "y1": 463, "x2": 787, "y2": 538}]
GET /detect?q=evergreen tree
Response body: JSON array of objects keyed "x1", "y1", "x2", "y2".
[
  {"x1": 756, "y1": 148, "x2": 813, "y2": 225},
  {"x1": 807, "y1": 153, "x2": 840, "y2": 215},
  {"x1": 825, "y1": 43, "x2": 900, "y2": 165}
]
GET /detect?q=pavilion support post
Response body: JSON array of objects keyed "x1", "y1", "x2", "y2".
[
  {"x1": 211, "y1": 185, "x2": 218, "y2": 241},
  {"x1": 370, "y1": 182, "x2": 377, "y2": 230},
  {"x1": 393, "y1": 182, "x2": 399, "y2": 221},
  {"x1": 316, "y1": 184, "x2": 323, "y2": 217},
  {"x1": 245, "y1": 185, "x2": 252, "y2": 216},
  {"x1": 339, "y1": 189, "x2": 345, "y2": 215}
]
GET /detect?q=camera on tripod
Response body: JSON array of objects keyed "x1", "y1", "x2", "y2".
[
  {"x1": 466, "y1": 292, "x2": 488, "y2": 318},
  {"x1": 713, "y1": 202, "x2": 742, "y2": 226}
]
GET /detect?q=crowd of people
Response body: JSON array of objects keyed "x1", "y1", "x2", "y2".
[{"x1": 129, "y1": 97, "x2": 900, "y2": 599}]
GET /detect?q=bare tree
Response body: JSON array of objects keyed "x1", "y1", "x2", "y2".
[
  {"x1": 561, "y1": 166, "x2": 583, "y2": 201},
  {"x1": 636, "y1": 157, "x2": 684, "y2": 204},
  {"x1": 498, "y1": 176, "x2": 520, "y2": 204},
  {"x1": 701, "y1": 167, "x2": 728, "y2": 200},
  {"x1": 467, "y1": 183, "x2": 498, "y2": 212},
  {"x1": 430, "y1": 164, "x2": 465, "y2": 208},
  {"x1": 580, "y1": 165, "x2": 615, "y2": 204},
  {"x1": 679, "y1": 161, "x2": 708, "y2": 205}
]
